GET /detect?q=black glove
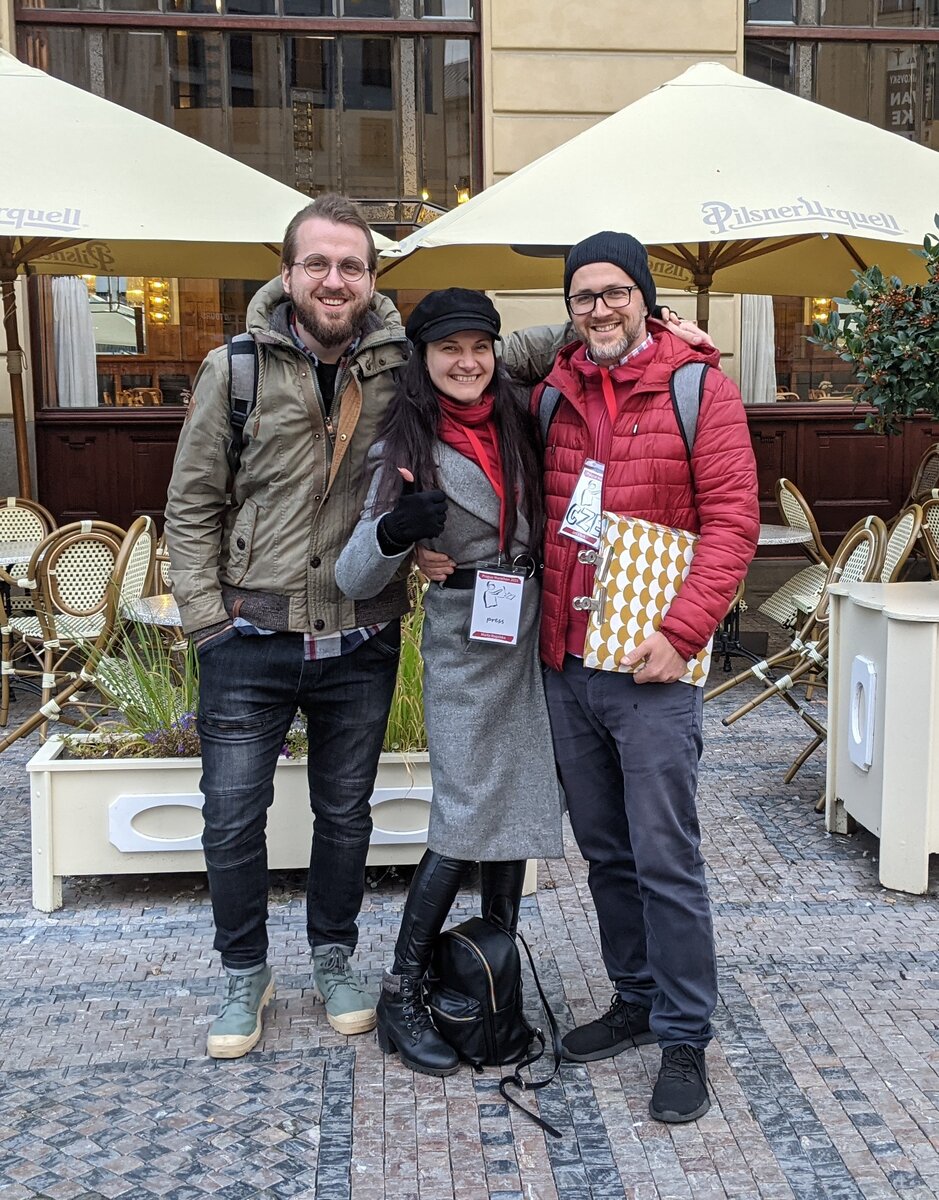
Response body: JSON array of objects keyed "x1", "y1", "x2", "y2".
[{"x1": 378, "y1": 487, "x2": 447, "y2": 552}]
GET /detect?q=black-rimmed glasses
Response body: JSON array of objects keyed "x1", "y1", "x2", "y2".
[
  {"x1": 566, "y1": 285, "x2": 638, "y2": 315},
  {"x1": 289, "y1": 255, "x2": 371, "y2": 283}
]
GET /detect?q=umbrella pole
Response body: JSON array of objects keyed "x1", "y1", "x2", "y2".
[
  {"x1": 0, "y1": 278, "x2": 32, "y2": 499},
  {"x1": 695, "y1": 287, "x2": 710, "y2": 333}
]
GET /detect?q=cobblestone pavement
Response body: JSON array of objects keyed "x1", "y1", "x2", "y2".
[{"x1": 0, "y1": 612, "x2": 937, "y2": 1200}]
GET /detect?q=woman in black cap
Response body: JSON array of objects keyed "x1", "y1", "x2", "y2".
[{"x1": 336, "y1": 287, "x2": 564, "y2": 1076}]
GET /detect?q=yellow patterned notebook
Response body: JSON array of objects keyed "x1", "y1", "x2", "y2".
[{"x1": 582, "y1": 512, "x2": 713, "y2": 687}]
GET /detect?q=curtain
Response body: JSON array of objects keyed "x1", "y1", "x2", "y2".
[
  {"x1": 52, "y1": 277, "x2": 98, "y2": 408},
  {"x1": 739, "y1": 294, "x2": 777, "y2": 405}
]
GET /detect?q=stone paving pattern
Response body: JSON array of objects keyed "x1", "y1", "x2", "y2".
[{"x1": 0, "y1": 608, "x2": 937, "y2": 1199}]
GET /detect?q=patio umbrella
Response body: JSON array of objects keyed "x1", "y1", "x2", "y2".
[
  {"x1": 378, "y1": 61, "x2": 939, "y2": 323},
  {"x1": 0, "y1": 48, "x2": 394, "y2": 496}
]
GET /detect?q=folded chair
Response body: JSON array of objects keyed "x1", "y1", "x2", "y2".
[
  {"x1": 0, "y1": 497, "x2": 56, "y2": 613},
  {"x1": 707, "y1": 516, "x2": 886, "y2": 714},
  {"x1": 0, "y1": 517, "x2": 155, "y2": 751},
  {"x1": 919, "y1": 497, "x2": 939, "y2": 580},
  {"x1": 757, "y1": 479, "x2": 831, "y2": 630}
]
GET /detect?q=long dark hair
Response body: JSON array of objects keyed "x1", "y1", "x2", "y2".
[{"x1": 375, "y1": 344, "x2": 544, "y2": 552}]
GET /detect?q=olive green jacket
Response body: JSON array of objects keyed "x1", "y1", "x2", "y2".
[{"x1": 165, "y1": 278, "x2": 410, "y2": 636}]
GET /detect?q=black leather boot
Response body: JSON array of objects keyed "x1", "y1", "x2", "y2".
[
  {"x1": 376, "y1": 970, "x2": 459, "y2": 1076},
  {"x1": 375, "y1": 850, "x2": 467, "y2": 1076},
  {"x1": 480, "y1": 859, "x2": 526, "y2": 936}
]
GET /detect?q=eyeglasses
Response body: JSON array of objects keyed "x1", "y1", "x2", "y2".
[
  {"x1": 290, "y1": 255, "x2": 371, "y2": 283},
  {"x1": 566, "y1": 285, "x2": 638, "y2": 316}
]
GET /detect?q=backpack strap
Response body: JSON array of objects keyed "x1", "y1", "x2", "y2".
[
  {"x1": 498, "y1": 928, "x2": 564, "y2": 1140},
  {"x1": 226, "y1": 332, "x2": 260, "y2": 477},
  {"x1": 537, "y1": 385, "x2": 562, "y2": 444},
  {"x1": 669, "y1": 361, "x2": 708, "y2": 462}
]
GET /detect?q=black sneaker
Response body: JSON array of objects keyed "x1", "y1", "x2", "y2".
[
  {"x1": 561, "y1": 994, "x2": 657, "y2": 1062},
  {"x1": 649, "y1": 1044, "x2": 710, "y2": 1123}
]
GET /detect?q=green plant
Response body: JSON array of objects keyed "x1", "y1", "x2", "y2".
[
  {"x1": 383, "y1": 573, "x2": 427, "y2": 753},
  {"x1": 65, "y1": 576, "x2": 428, "y2": 760},
  {"x1": 810, "y1": 223, "x2": 939, "y2": 435}
]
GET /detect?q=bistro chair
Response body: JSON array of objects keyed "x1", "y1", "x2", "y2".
[
  {"x1": 707, "y1": 516, "x2": 886, "y2": 714},
  {"x1": 0, "y1": 517, "x2": 155, "y2": 750},
  {"x1": 0, "y1": 496, "x2": 57, "y2": 612},
  {"x1": 920, "y1": 497, "x2": 939, "y2": 579},
  {"x1": 775, "y1": 478, "x2": 830, "y2": 566},
  {"x1": 757, "y1": 479, "x2": 832, "y2": 630},
  {"x1": 903, "y1": 442, "x2": 939, "y2": 508}
]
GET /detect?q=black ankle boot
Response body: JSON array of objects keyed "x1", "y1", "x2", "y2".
[{"x1": 376, "y1": 970, "x2": 460, "y2": 1077}]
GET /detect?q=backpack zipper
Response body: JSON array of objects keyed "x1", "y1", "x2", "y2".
[{"x1": 450, "y1": 932, "x2": 497, "y2": 1011}]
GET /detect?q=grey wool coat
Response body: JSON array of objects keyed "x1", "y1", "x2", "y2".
[{"x1": 336, "y1": 441, "x2": 564, "y2": 862}]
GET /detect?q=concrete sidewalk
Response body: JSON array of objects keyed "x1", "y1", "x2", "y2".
[{"x1": 0, "y1": 611, "x2": 937, "y2": 1200}]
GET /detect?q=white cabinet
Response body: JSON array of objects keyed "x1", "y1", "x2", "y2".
[{"x1": 827, "y1": 581, "x2": 939, "y2": 894}]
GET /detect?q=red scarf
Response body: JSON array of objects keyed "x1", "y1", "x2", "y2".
[{"x1": 437, "y1": 391, "x2": 507, "y2": 551}]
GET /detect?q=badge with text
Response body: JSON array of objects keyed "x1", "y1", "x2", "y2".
[
  {"x1": 559, "y1": 459, "x2": 605, "y2": 548},
  {"x1": 469, "y1": 569, "x2": 525, "y2": 645}
]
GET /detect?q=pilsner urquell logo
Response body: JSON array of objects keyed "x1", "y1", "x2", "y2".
[
  {"x1": 701, "y1": 198, "x2": 904, "y2": 237},
  {"x1": 0, "y1": 206, "x2": 82, "y2": 234}
]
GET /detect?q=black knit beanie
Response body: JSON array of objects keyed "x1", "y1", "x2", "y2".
[{"x1": 564, "y1": 231, "x2": 656, "y2": 314}]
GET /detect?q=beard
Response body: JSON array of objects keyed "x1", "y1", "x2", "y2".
[
  {"x1": 584, "y1": 312, "x2": 647, "y2": 362},
  {"x1": 293, "y1": 288, "x2": 372, "y2": 350}
]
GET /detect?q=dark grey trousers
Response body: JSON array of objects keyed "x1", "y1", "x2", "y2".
[{"x1": 544, "y1": 655, "x2": 716, "y2": 1048}]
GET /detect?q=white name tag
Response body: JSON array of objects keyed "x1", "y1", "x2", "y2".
[
  {"x1": 559, "y1": 459, "x2": 605, "y2": 549},
  {"x1": 469, "y1": 569, "x2": 525, "y2": 645}
]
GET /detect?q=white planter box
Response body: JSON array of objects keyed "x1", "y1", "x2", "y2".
[
  {"x1": 27, "y1": 739, "x2": 537, "y2": 912},
  {"x1": 27, "y1": 740, "x2": 432, "y2": 912}
]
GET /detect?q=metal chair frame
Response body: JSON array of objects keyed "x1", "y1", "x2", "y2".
[
  {"x1": 904, "y1": 442, "x2": 939, "y2": 509},
  {"x1": 0, "y1": 517, "x2": 156, "y2": 751},
  {"x1": 775, "y1": 478, "x2": 831, "y2": 567}
]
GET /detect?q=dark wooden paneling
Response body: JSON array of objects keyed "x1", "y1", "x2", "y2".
[
  {"x1": 35, "y1": 410, "x2": 185, "y2": 531},
  {"x1": 747, "y1": 405, "x2": 939, "y2": 553}
]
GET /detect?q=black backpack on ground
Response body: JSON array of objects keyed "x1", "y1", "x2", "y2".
[{"x1": 424, "y1": 914, "x2": 563, "y2": 1137}]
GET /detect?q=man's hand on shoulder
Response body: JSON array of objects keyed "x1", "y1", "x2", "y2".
[
  {"x1": 654, "y1": 307, "x2": 715, "y2": 352},
  {"x1": 623, "y1": 631, "x2": 688, "y2": 685},
  {"x1": 415, "y1": 546, "x2": 455, "y2": 582}
]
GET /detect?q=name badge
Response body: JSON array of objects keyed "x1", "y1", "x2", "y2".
[
  {"x1": 559, "y1": 459, "x2": 605, "y2": 548},
  {"x1": 469, "y1": 569, "x2": 525, "y2": 645}
]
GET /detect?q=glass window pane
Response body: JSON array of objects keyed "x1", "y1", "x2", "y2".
[
  {"x1": 814, "y1": 41, "x2": 871, "y2": 120},
  {"x1": 226, "y1": 0, "x2": 276, "y2": 14},
  {"x1": 18, "y1": 27, "x2": 88, "y2": 85},
  {"x1": 873, "y1": 0, "x2": 924, "y2": 25},
  {"x1": 420, "y1": 37, "x2": 474, "y2": 206},
  {"x1": 930, "y1": 0, "x2": 939, "y2": 23},
  {"x1": 423, "y1": 0, "x2": 474, "y2": 15},
  {"x1": 229, "y1": 34, "x2": 287, "y2": 182},
  {"x1": 171, "y1": 32, "x2": 226, "y2": 152},
  {"x1": 746, "y1": 0, "x2": 794, "y2": 20},
  {"x1": 288, "y1": 35, "x2": 340, "y2": 194},
  {"x1": 284, "y1": 0, "x2": 335, "y2": 13},
  {"x1": 744, "y1": 40, "x2": 795, "y2": 90},
  {"x1": 343, "y1": 0, "x2": 395, "y2": 14},
  {"x1": 818, "y1": 1, "x2": 873, "y2": 23},
  {"x1": 870, "y1": 43, "x2": 922, "y2": 137},
  {"x1": 107, "y1": 32, "x2": 168, "y2": 122},
  {"x1": 341, "y1": 37, "x2": 397, "y2": 196}
]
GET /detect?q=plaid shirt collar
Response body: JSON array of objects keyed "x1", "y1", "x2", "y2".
[{"x1": 587, "y1": 332, "x2": 653, "y2": 368}]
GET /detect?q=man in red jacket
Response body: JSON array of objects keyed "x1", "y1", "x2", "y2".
[{"x1": 541, "y1": 232, "x2": 759, "y2": 1123}]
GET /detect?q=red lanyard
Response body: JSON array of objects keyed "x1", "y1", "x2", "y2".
[
  {"x1": 463, "y1": 425, "x2": 507, "y2": 553},
  {"x1": 599, "y1": 368, "x2": 619, "y2": 423}
]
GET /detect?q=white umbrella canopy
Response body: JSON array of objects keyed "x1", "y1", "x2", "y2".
[
  {"x1": 379, "y1": 61, "x2": 939, "y2": 316},
  {"x1": 0, "y1": 47, "x2": 394, "y2": 494}
]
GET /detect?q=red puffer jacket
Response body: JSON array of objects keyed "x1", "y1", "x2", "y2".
[{"x1": 536, "y1": 328, "x2": 759, "y2": 671}]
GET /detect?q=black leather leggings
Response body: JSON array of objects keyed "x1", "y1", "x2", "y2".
[{"x1": 392, "y1": 850, "x2": 526, "y2": 975}]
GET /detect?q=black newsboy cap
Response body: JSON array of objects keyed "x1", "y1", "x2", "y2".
[{"x1": 406, "y1": 287, "x2": 501, "y2": 345}]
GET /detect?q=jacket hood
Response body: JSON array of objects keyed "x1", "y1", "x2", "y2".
[
  {"x1": 545, "y1": 324, "x2": 722, "y2": 400},
  {"x1": 244, "y1": 277, "x2": 406, "y2": 353}
]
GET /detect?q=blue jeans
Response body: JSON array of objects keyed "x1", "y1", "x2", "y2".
[
  {"x1": 544, "y1": 655, "x2": 715, "y2": 1048},
  {"x1": 197, "y1": 625, "x2": 400, "y2": 970}
]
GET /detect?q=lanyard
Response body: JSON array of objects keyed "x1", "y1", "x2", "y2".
[
  {"x1": 599, "y1": 368, "x2": 619, "y2": 424},
  {"x1": 463, "y1": 424, "x2": 507, "y2": 552}
]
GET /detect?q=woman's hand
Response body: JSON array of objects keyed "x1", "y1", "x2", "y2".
[
  {"x1": 656, "y1": 307, "x2": 716, "y2": 352},
  {"x1": 415, "y1": 546, "x2": 456, "y2": 582}
]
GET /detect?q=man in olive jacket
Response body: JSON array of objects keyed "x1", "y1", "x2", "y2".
[{"x1": 165, "y1": 195, "x2": 410, "y2": 1059}]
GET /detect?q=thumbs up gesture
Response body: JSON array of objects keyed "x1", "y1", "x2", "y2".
[{"x1": 378, "y1": 467, "x2": 447, "y2": 550}]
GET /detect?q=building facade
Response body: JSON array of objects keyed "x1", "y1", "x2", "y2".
[{"x1": 1, "y1": 0, "x2": 936, "y2": 537}]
